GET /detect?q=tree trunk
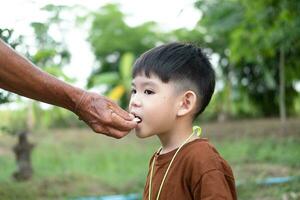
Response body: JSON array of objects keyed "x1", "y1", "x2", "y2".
[
  {"x1": 279, "y1": 46, "x2": 286, "y2": 133},
  {"x1": 12, "y1": 131, "x2": 34, "y2": 181}
]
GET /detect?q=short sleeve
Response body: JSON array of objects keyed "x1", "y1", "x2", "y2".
[{"x1": 193, "y1": 169, "x2": 235, "y2": 200}]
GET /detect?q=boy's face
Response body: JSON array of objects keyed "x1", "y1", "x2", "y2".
[{"x1": 129, "y1": 73, "x2": 181, "y2": 138}]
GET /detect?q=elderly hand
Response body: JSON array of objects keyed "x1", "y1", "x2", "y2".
[{"x1": 74, "y1": 91, "x2": 137, "y2": 138}]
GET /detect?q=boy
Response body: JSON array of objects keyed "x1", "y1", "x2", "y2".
[{"x1": 129, "y1": 42, "x2": 237, "y2": 200}]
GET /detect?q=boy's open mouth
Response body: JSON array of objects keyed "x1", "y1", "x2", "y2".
[{"x1": 133, "y1": 114, "x2": 142, "y2": 124}]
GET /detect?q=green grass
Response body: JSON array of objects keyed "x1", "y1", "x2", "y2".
[
  {"x1": 216, "y1": 136, "x2": 300, "y2": 166},
  {"x1": 0, "y1": 129, "x2": 159, "y2": 199},
  {"x1": 215, "y1": 136, "x2": 300, "y2": 200},
  {"x1": 0, "y1": 127, "x2": 299, "y2": 200},
  {"x1": 32, "y1": 137, "x2": 153, "y2": 190}
]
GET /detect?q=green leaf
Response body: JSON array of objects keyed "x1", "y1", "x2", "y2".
[
  {"x1": 119, "y1": 52, "x2": 134, "y2": 91},
  {"x1": 120, "y1": 52, "x2": 134, "y2": 80},
  {"x1": 91, "y1": 72, "x2": 120, "y2": 86},
  {"x1": 33, "y1": 49, "x2": 56, "y2": 64}
]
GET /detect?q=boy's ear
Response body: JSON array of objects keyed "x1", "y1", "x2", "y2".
[{"x1": 177, "y1": 91, "x2": 197, "y2": 117}]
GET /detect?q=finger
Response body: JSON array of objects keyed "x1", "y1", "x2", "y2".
[
  {"x1": 91, "y1": 123, "x2": 130, "y2": 139},
  {"x1": 106, "y1": 126, "x2": 131, "y2": 139},
  {"x1": 109, "y1": 102, "x2": 134, "y2": 121},
  {"x1": 89, "y1": 123, "x2": 109, "y2": 135},
  {"x1": 111, "y1": 112, "x2": 138, "y2": 131}
]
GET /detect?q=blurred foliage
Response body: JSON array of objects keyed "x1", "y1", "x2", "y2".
[
  {"x1": 92, "y1": 52, "x2": 135, "y2": 107},
  {"x1": 85, "y1": 4, "x2": 170, "y2": 107},
  {"x1": 86, "y1": 4, "x2": 167, "y2": 87},
  {"x1": 33, "y1": 106, "x2": 84, "y2": 129},
  {"x1": 0, "y1": 107, "x2": 27, "y2": 135},
  {"x1": 0, "y1": 28, "x2": 21, "y2": 48},
  {"x1": 28, "y1": 5, "x2": 78, "y2": 129},
  {"x1": 0, "y1": 106, "x2": 84, "y2": 136},
  {"x1": 85, "y1": 1, "x2": 300, "y2": 120},
  {"x1": 0, "y1": 90, "x2": 11, "y2": 104},
  {"x1": 0, "y1": 4, "x2": 76, "y2": 133},
  {"x1": 28, "y1": 5, "x2": 72, "y2": 80},
  {"x1": 195, "y1": 0, "x2": 300, "y2": 117},
  {"x1": 1, "y1": 1, "x2": 300, "y2": 130}
]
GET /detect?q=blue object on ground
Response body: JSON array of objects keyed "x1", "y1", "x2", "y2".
[
  {"x1": 236, "y1": 176, "x2": 299, "y2": 186},
  {"x1": 257, "y1": 176, "x2": 297, "y2": 185}
]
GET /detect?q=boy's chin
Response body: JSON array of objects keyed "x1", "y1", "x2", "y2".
[
  {"x1": 135, "y1": 130, "x2": 152, "y2": 138},
  {"x1": 135, "y1": 132, "x2": 148, "y2": 138}
]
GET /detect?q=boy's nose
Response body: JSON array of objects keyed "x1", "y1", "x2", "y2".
[{"x1": 129, "y1": 96, "x2": 142, "y2": 108}]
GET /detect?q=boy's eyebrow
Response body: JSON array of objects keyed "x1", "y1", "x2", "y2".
[{"x1": 131, "y1": 80, "x2": 157, "y2": 87}]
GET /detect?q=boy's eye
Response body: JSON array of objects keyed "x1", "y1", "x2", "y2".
[
  {"x1": 131, "y1": 89, "x2": 137, "y2": 94},
  {"x1": 144, "y1": 89, "x2": 154, "y2": 95}
]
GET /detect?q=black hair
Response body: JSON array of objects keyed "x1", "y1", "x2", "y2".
[{"x1": 132, "y1": 42, "x2": 215, "y2": 118}]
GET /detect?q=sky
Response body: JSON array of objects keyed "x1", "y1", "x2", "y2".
[{"x1": 0, "y1": 0, "x2": 201, "y2": 88}]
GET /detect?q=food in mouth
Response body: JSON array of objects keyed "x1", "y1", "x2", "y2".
[{"x1": 133, "y1": 116, "x2": 142, "y2": 123}]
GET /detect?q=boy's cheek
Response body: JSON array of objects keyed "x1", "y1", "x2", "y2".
[{"x1": 128, "y1": 100, "x2": 133, "y2": 110}]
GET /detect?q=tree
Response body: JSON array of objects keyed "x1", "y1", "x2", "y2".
[{"x1": 195, "y1": 0, "x2": 300, "y2": 122}]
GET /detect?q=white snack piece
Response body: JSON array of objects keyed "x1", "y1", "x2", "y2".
[{"x1": 133, "y1": 117, "x2": 141, "y2": 123}]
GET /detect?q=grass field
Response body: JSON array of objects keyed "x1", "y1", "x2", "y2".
[{"x1": 0, "y1": 118, "x2": 299, "y2": 200}]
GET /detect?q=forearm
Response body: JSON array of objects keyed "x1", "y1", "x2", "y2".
[{"x1": 0, "y1": 39, "x2": 83, "y2": 112}]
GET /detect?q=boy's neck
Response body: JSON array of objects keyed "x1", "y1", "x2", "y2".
[{"x1": 157, "y1": 118, "x2": 197, "y2": 154}]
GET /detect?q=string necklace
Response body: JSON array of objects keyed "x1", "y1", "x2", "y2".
[{"x1": 148, "y1": 126, "x2": 202, "y2": 200}]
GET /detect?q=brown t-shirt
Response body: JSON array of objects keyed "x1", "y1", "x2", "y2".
[{"x1": 142, "y1": 138, "x2": 237, "y2": 200}]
